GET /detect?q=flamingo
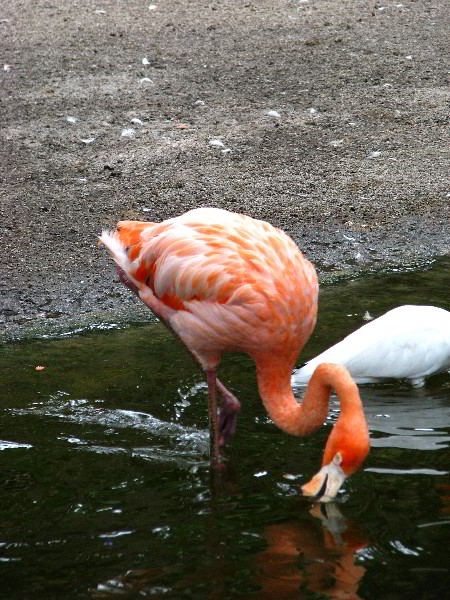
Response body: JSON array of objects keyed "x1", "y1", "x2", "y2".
[
  {"x1": 100, "y1": 208, "x2": 369, "y2": 500},
  {"x1": 293, "y1": 305, "x2": 450, "y2": 388}
]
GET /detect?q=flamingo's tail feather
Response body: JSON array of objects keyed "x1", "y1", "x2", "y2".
[{"x1": 99, "y1": 228, "x2": 142, "y2": 291}]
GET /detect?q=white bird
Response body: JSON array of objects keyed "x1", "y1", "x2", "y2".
[{"x1": 292, "y1": 305, "x2": 450, "y2": 388}]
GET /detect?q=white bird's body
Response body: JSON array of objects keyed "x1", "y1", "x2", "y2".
[{"x1": 292, "y1": 305, "x2": 450, "y2": 387}]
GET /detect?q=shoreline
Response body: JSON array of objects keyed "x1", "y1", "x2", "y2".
[{"x1": 2, "y1": 254, "x2": 447, "y2": 343}]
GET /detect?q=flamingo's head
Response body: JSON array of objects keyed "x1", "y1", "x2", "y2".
[{"x1": 301, "y1": 408, "x2": 370, "y2": 502}]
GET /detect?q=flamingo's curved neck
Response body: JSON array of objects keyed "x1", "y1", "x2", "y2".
[
  {"x1": 255, "y1": 357, "x2": 362, "y2": 437},
  {"x1": 255, "y1": 355, "x2": 323, "y2": 436}
]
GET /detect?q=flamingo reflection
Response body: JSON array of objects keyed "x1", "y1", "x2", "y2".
[
  {"x1": 92, "y1": 504, "x2": 367, "y2": 599},
  {"x1": 251, "y1": 503, "x2": 367, "y2": 599}
]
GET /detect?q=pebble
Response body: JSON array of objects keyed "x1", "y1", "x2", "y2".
[
  {"x1": 121, "y1": 128, "x2": 136, "y2": 138},
  {"x1": 209, "y1": 139, "x2": 225, "y2": 148}
]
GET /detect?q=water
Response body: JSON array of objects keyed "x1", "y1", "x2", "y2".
[{"x1": 0, "y1": 260, "x2": 449, "y2": 599}]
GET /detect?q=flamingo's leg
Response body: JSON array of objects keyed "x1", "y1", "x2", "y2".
[
  {"x1": 206, "y1": 369, "x2": 221, "y2": 468},
  {"x1": 216, "y1": 379, "x2": 241, "y2": 446},
  {"x1": 116, "y1": 266, "x2": 240, "y2": 448}
]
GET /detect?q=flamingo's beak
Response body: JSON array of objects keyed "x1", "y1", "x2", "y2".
[{"x1": 301, "y1": 453, "x2": 347, "y2": 502}]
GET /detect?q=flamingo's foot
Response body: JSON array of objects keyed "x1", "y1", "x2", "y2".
[{"x1": 217, "y1": 384, "x2": 241, "y2": 447}]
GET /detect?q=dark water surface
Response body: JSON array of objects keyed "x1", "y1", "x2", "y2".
[{"x1": 1, "y1": 261, "x2": 449, "y2": 599}]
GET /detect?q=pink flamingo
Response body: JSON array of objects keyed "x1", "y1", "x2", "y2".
[{"x1": 100, "y1": 208, "x2": 369, "y2": 501}]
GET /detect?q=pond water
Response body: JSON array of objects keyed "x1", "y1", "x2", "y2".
[{"x1": 1, "y1": 259, "x2": 449, "y2": 600}]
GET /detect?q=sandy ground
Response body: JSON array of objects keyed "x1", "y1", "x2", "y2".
[{"x1": 1, "y1": 0, "x2": 448, "y2": 340}]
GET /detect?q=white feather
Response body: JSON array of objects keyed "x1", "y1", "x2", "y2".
[
  {"x1": 292, "y1": 305, "x2": 450, "y2": 387},
  {"x1": 99, "y1": 230, "x2": 140, "y2": 289}
]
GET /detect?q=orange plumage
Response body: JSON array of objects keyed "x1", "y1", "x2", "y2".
[{"x1": 100, "y1": 208, "x2": 369, "y2": 500}]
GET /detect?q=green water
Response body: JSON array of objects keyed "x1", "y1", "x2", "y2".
[{"x1": 0, "y1": 260, "x2": 449, "y2": 599}]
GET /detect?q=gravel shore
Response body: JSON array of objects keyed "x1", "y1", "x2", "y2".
[{"x1": 1, "y1": 0, "x2": 448, "y2": 340}]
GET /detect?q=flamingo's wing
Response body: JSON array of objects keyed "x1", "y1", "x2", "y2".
[{"x1": 100, "y1": 208, "x2": 318, "y2": 367}]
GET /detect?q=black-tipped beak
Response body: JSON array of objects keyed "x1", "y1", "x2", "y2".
[
  {"x1": 315, "y1": 473, "x2": 328, "y2": 500},
  {"x1": 301, "y1": 454, "x2": 347, "y2": 502}
]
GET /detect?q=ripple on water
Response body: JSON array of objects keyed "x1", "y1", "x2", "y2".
[{"x1": 8, "y1": 397, "x2": 209, "y2": 465}]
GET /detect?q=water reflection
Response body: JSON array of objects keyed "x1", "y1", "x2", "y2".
[
  {"x1": 362, "y1": 386, "x2": 450, "y2": 452},
  {"x1": 252, "y1": 504, "x2": 367, "y2": 600},
  {"x1": 91, "y1": 503, "x2": 367, "y2": 600}
]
